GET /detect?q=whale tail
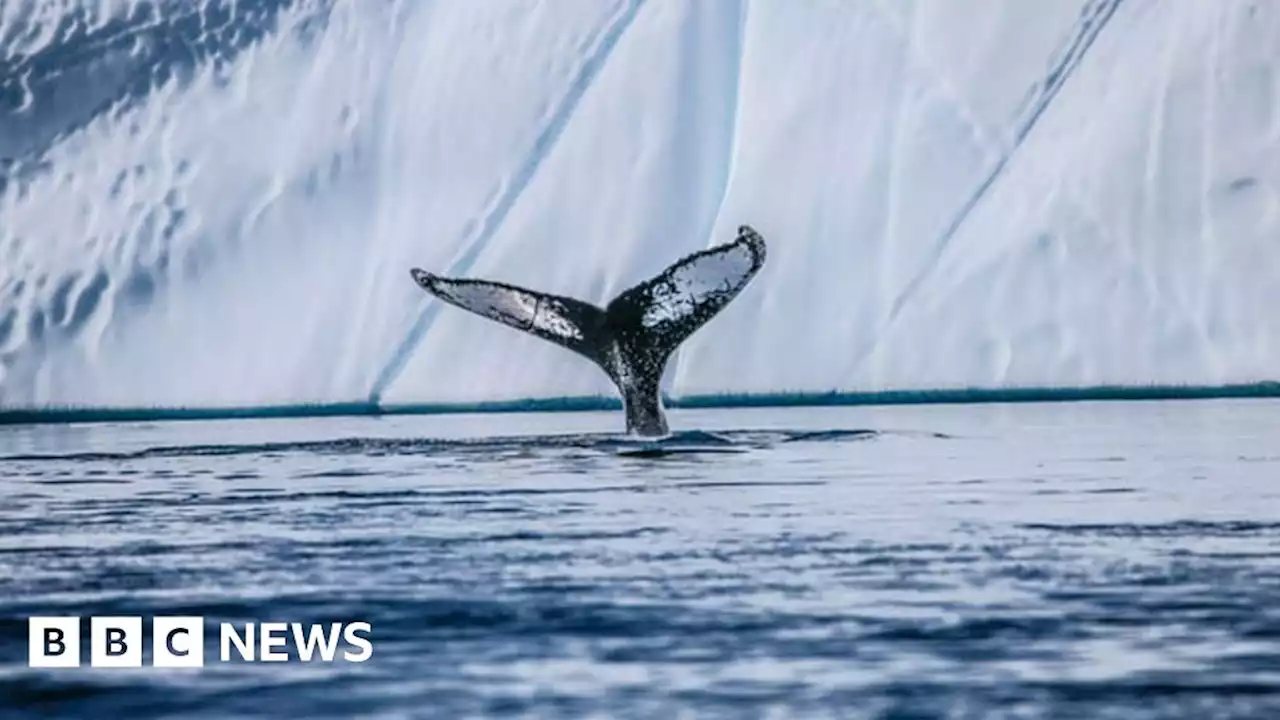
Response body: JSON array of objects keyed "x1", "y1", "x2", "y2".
[{"x1": 410, "y1": 225, "x2": 767, "y2": 437}]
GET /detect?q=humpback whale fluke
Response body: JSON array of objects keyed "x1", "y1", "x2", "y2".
[{"x1": 410, "y1": 225, "x2": 767, "y2": 437}]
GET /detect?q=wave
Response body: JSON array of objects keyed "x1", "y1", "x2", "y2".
[{"x1": 0, "y1": 428, "x2": 887, "y2": 462}]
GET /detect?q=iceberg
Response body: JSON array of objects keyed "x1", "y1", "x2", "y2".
[{"x1": 2, "y1": 0, "x2": 1277, "y2": 412}]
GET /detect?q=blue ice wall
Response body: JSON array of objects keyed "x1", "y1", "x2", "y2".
[{"x1": 2, "y1": 0, "x2": 1278, "y2": 409}]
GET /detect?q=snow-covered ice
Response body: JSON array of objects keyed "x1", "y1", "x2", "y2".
[{"x1": 2, "y1": 0, "x2": 1278, "y2": 409}]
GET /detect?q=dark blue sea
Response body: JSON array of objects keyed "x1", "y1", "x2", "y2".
[{"x1": 1, "y1": 400, "x2": 1278, "y2": 718}]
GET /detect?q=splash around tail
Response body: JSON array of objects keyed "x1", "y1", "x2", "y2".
[{"x1": 410, "y1": 226, "x2": 767, "y2": 437}]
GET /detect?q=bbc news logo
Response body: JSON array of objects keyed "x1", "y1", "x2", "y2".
[{"x1": 29, "y1": 617, "x2": 372, "y2": 667}]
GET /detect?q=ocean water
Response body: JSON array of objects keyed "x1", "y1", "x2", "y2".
[{"x1": 1, "y1": 399, "x2": 1278, "y2": 718}]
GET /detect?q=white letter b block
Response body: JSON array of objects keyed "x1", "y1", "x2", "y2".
[
  {"x1": 29, "y1": 617, "x2": 80, "y2": 668},
  {"x1": 91, "y1": 617, "x2": 142, "y2": 668}
]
